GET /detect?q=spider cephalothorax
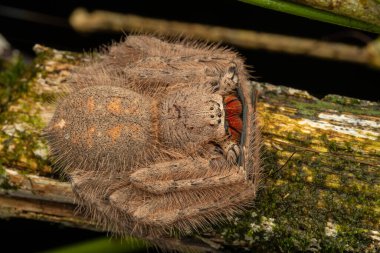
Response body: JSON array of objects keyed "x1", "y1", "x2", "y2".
[{"x1": 45, "y1": 35, "x2": 262, "y2": 239}]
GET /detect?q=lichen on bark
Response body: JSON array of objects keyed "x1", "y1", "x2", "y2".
[{"x1": 218, "y1": 82, "x2": 380, "y2": 252}]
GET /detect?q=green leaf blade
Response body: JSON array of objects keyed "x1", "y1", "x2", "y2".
[{"x1": 241, "y1": 0, "x2": 380, "y2": 34}]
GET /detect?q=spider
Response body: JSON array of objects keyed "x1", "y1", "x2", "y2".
[{"x1": 45, "y1": 35, "x2": 262, "y2": 239}]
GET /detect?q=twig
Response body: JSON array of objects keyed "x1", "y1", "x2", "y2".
[
  {"x1": 69, "y1": 8, "x2": 380, "y2": 69},
  {"x1": 0, "y1": 168, "x2": 95, "y2": 230}
]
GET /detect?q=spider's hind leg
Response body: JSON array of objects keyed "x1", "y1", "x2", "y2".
[
  {"x1": 69, "y1": 170, "x2": 135, "y2": 234},
  {"x1": 127, "y1": 181, "x2": 256, "y2": 231},
  {"x1": 127, "y1": 157, "x2": 244, "y2": 194}
]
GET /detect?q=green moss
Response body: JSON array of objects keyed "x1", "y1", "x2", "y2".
[
  {"x1": 262, "y1": 91, "x2": 380, "y2": 118},
  {"x1": 320, "y1": 134, "x2": 342, "y2": 153},
  {"x1": 0, "y1": 112, "x2": 51, "y2": 174},
  {"x1": 0, "y1": 162, "x2": 5, "y2": 176},
  {"x1": 0, "y1": 53, "x2": 52, "y2": 174},
  {"x1": 0, "y1": 56, "x2": 28, "y2": 114},
  {"x1": 33, "y1": 45, "x2": 83, "y2": 66},
  {"x1": 0, "y1": 46, "x2": 86, "y2": 175},
  {"x1": 0, "y1": 162, "x2": 17, "y2": 190},
  {"x1": 216, "y1": 141, "x2": 379, "y2": 252},
  {"x1": 251, "y1": 87, "x2": 380, "y2": 251},
  {"x1": 291, "y1": 99, "x2": 380, "y2": 117},
  {"x1": 0, "y1": 177, "x2": 17, "y2": 190},
  {"x1": 323, "y1": 94, "x2": 366, "y2": 106}
]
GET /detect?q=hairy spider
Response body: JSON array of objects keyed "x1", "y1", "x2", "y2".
[{"x1": 45, "y1": 35, "x2": 262, "y2": 239}]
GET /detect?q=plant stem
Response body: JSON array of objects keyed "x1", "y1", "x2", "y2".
[
  {"x1": 241, "y1": 0, "x2": 380, "y2": 33},
  {"x1": 69, "y1": 8, "x2": 380, "y2": 69},
  {"x1": 42, "y1": 237, "x2": 147, "y2": 253}
]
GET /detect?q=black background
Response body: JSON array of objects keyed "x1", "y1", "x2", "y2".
[{"x1": 0, "y1": 1, "x2": 379, "y2": 252}]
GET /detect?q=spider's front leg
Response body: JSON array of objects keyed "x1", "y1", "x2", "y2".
[
  {"x1": 108, "y1": 156, "x2": 254, "y2": 229},
  {"x1": 212, "y1": 62, "x2": 240, "y2": 94},
  {"x1": 124, "y1": 183, "x2": 256, "y2": 229},
  {"x1": 129, "y1": 157, "x2": 244, "y2": 194},
  {"x1": 221, "y1": 140, "x2": 241, "y2": 164}
]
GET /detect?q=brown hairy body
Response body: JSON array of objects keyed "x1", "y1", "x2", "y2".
[{"x1": 46, "y1": 35, "x2": 262, "y2": 239}]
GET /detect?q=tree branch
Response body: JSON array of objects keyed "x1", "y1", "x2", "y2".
[
  {"x1": 69, "y1": 8, "x2": 380, "y2": 69},
  {"x1": 0, "y1": 44, "x2": 379, "y2": 252}
]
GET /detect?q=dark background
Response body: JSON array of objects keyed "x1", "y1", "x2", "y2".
[{"x1": 0, "y1": 0, "x2": 379, "y2": 252}]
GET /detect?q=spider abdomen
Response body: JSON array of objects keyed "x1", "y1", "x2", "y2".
[{"x1": 47, "y1": 85, "x2": 157, "y2": 170}]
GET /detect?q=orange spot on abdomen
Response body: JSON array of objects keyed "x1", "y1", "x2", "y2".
[
  {"x1": 107, "y1": 98, "x2": 122, "y2": 114},
  {"x1": 107, "y1": 124, "x2": 123, "y2": 143},
  {"x1": 87, "y1": 96, "x2": 95, "y2": 113},
  {"x1": 86, "y1": 126, "x2": 96, "y2": 148},
  {"x1": 53, "y1": 118, "x2": 66, "y2": 129}
]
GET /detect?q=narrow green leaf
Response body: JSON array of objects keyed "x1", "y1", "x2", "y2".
[
  {"x1": 240, "y1": 0, "x2": 380, "y2": 34},
  {"x1": 41, "y1": 237, "x2": 148, "y2": 253}
]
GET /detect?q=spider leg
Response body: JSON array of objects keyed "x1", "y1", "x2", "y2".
[
  {"x1": 69, "y1": 170, "x2": 137, "y2": 233},
  {"x1": 108, "y1": 35, "x2": 244, "y2": 65},
  {"x1": 98, "y1": 35, "x2": 248, "y2": 91},
  {"x1": 73, "y1": 35, "x2": 248, "y2": 96},
  {"x1": 129, "y1": 157, "x2": 245, "y2": 194},
  {"x1": 69, "y1": 170, "x2": 112, "y2": 213},
  {"x1": 213, "y1": 62, "x2": 240, "y2": 94},
  {"x1": 74, "y1": 54, "x2": 246, "y2": 96},
  {"x1": 109, "y1": 57, "x2": 245, "y2": 94},
  {"x1": 113, "y1": 180, "x2": 256, "y2": 229},
  {"x1": 221, "y1": 140, "x2": 241, "y2": 164}
]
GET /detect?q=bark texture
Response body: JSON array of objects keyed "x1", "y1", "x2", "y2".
[{"x1": 0, "y1": 45, "x2": 379, "y2": 252}]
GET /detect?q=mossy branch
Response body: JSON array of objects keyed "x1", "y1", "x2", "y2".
[{"x1": 0, "y1": 45, "x2": 379, "y2": 252}]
